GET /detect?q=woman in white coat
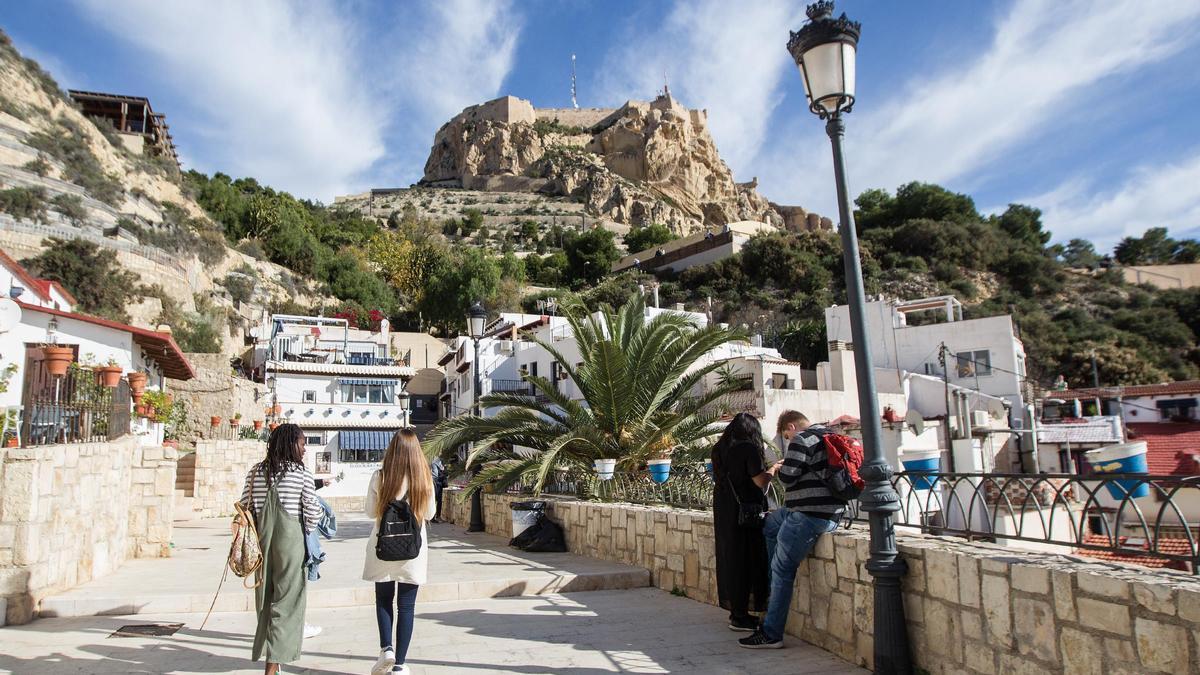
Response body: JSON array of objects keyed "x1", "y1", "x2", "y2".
[{"x1": 363, "y1": 429, "x2": 437, "y2": 675}]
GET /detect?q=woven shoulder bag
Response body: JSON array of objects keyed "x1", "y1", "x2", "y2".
[{"x1": 228, "y1": 465, "x2": 263, "y2": 588}]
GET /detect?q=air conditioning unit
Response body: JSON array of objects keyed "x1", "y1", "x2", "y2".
[{"x1": 971, "y1": 410, "x2": 990, "y2": 427}]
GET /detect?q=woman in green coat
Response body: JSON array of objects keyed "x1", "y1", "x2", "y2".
[{"x1": 239, "y1": 424, "x2": 322, "y2": 674}]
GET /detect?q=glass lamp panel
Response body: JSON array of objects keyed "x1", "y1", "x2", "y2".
[
  {"x1": 802, "y1": 42, "x2": 844, "y2": 109},
  {"x1": 841, "y1": 42, "x2": 856, "y2": 100}
]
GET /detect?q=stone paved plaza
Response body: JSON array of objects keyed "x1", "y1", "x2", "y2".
[
  {"x1": 1, "y1": 590, "x2": 861, "y2": 674},
  {"x1": 2, "y1": 518, "x2": 862, "y2": 674}
]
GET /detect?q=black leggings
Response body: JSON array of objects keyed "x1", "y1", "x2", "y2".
[{"x1": 375, "y1": 581, "x2": 419, "y2": 663}]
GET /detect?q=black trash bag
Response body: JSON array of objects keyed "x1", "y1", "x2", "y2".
[
  {"x1": 509, "y1": 514, "x2": 544, "y2": 549},
  {"x1": 509, "y1": 514, "x2": 567, "y2": 552}
]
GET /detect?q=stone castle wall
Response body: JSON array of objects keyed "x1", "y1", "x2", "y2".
[
  {"x1": 167, "y1": 353, "x2": 266, "y2": 444},
  {"x1": 534, "y1": 108, "x2": 619, "y2": 130},
  {"x1": 0, "y1": 437, "x2": 176, "y2": 624},
  {"x1": 191, "y1": 439, "x2": 264, "y2": 518},
  {"x1": 443, "y1": 489, "x2": 1200, "y2": 674}
]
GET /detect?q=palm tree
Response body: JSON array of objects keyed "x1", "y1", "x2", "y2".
[{"x1": 425, "y1": 293, "x2": 747, "y2": 495}]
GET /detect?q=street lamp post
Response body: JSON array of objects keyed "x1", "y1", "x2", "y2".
[
  {"x1": 788, "y1": 3, "x2": 911, "y2": 672},
  {"x1": 466, "y1": 300, "x2": 488, "y2": 533}
]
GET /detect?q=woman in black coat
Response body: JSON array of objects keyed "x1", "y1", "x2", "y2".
[{"x1": 710, "y1": 413, "x2": 773, "y2": 631}]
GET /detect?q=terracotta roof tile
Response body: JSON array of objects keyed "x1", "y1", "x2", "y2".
[
  {"x1": 1049, "y1": 380, "x2": 1200, "y2": 401},
  {"x1": 1126, "y1": 423, "x2": 1200, "y2": 476},
  {"x1": 1077, "y1": 533, "x2": 1194, "y2": 571}
]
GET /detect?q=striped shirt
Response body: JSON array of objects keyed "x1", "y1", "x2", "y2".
[
  {"x1": 778, "y1": 425, "x2": 846, "y2": 520},
  {"x1": 240, "y1": 461, "x2": 323, "y2": 533}
]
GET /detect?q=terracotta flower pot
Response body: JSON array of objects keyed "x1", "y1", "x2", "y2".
[
  {"x1": 230, "y1": 418, "x2": 240, "y2": 427},
  {"x1": 253, "y1": 420, "x2": 263, "y2": 431},
  {"x1": 268, "y1": 422, "x2": 279, "y2": 432},
  {"x1": 97, "y1": 365, "x2": 123, "y2": 388},
  {"x1": 210, "y1": 416, "x2": 222, "y2": 427},
  {"x1": 5, "y1": 437, "x2": 18, "y2": 448},
  {"x1": 143, "y1": 405, "x2": 156, "y2": 419},
  {"x1": 271, "y1": 404, "x2": 283, "y2": 416},
  {"x1": 41, "y1": 346, "x2": 74, "y2": 377},
  {"x1": 127, "y1": 372, "x2": 148, "y2": 403},
  {"x1": 135, "y1": 403, "x2": 148, "y2": 417}
]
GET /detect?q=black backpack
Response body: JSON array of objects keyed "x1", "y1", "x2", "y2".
[{"x1": 375, "y1": 499, "x2": 422, "y2": 561}]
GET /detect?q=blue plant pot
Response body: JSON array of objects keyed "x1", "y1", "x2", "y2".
[
  {"x1": 1086, "y1": 442, "x2": 1150, "y2": 499},
  {"x1": 648, "y1": 459, "x2": 671, "y2": 484},
  {"x1": 901, "y1": 452, "x2": 941, "y2": 490}
]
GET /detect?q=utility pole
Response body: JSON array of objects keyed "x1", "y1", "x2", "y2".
[
  {"x1": 1090, "y1": 349, "x2": 1102, "y2": 415},
  {"x1": 939, "y1": 343, "x2": 956, "y2": 472}
]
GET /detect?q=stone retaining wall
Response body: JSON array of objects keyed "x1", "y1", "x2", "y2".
[
  {"x1": 443, "y1": 489, "x2": 1200, "y2": 674},
  {"x1": 192, "y1": 439, "x2": 264, "y2": 518},
  {"x1": 0, "y1": 437, "x2": 177, "y2": 624}
]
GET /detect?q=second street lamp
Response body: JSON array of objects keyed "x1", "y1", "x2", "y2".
[
  {"x1": 466, "y1": 300, "x2": 488, "y2": 533},
  {"x1": 788, "y1": 2, "x2": 911, "y2": 673}
]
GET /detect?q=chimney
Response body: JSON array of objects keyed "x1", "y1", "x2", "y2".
[{"x1": 652, "y1": 285, "x2": 660, "y2": 308}]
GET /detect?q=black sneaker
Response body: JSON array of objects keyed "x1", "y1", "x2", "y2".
[
  {"x1": 728, "y1": 616, "x2": 758, "y2": 632},
  {"x1": 738, "y1": 630, "x2": 783, "y2": 649}
]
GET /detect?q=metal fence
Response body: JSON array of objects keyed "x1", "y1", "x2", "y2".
[
  {"x1": 19, "y1": 362, "x2": 131, "y2": 446},
  {"x1": 850, "y1": 471, "x2": 1199, "y2": 574},
  {"x1": 498, "y1": 465, "x2": 1198, "y2": 573}
]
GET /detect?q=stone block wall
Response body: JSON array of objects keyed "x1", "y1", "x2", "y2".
[
  {"x1": 443, "y1": 489, "x2": 1200, "y2": 674},
  {"x1": 0, "y1": 437, "x2": 177, "y2": 624},
  {"x1": 167, "y1": 353, "x2": 266, "y2": 444},
  {"x1": 192, "y1": 439, "x2": 264, "y2": 518}
]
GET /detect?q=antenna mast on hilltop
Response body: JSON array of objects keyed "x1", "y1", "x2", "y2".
[{"x1": 571, "y1": 54, "x2": 579, "y2": 109}]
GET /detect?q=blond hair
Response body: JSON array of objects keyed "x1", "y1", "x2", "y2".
[
  {"x1": 776, "y1": 410, "x2": 810, "y2": 434},
  {"x1": 373, "y1": 429, "x2": 433, "y2": 522}
]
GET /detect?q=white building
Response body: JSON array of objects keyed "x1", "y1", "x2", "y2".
[
  {"x1": 611, "y1": 221, "x2": 775, "y2": 274},
  {"x1": 0, "y1": 248, "x2": 193, "y2": 448},
  {"x1": 263, "y1": 315, "x2": 415, "y2": 497}
]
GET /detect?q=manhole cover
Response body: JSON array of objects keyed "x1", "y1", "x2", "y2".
[{"x1": 109, "y1": 623, "x2": 184, "y2": 638}]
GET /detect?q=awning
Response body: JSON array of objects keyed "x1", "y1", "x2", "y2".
[
  {"x1": 338, "y1": 430, "x2": 394, "y2": 451},
  {"x1": 339, "y1": 378, "x2": 400, "y2": 386}
]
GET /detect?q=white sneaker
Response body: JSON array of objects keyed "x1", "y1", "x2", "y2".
[
  {"x1": 303, "y1": 623, "x2": 322, "y2": 639},
  {"x1": 372, "y1": 648, "x2": 396, "y2": 675}
]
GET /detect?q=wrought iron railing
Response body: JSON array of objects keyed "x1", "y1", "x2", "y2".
[
  {"x1": 19, "y1": 362, "x2": 131, "y2": 446},
  {"x1": 848, "y1": 471, "x2": 1199, "y2": 574},
  {"x1": 590, "y1": 465, "x2": 715, "y2": 510},
  {"x1": 490, "y1": 379, "x2": 533, "y2": 395}
]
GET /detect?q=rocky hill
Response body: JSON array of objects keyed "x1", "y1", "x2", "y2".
[
  {"x1": 341, "y1": 93, "x2": 827, "y2": 242},
  {"x1": 0, "y1": 31, "x2": 328, "y2": 353}
]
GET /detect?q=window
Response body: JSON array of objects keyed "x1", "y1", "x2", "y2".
[
  {"x1": 1157, "y1": 398, "x2": 1197, "y2": 421},
  {"x1": 302, "y1": 390, "x2": 316, "y2": 403},
  {"x1": 339, "y1": 381, "x2": 395, "y2": 404},
  {"x1": 305, "y1": 433, "x2": 324, "y2": 446},
  {"x1": 955, "y1": 350, "x2": 991, "y2": 378}
]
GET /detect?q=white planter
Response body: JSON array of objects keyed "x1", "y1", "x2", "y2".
[{"x1": 593, "y1": 458, "x2": 617, "y2": 480}]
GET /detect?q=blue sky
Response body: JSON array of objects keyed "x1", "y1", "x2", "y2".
[{"x1": 3, "y1": 0, "x2": 1199, "y2": 251}]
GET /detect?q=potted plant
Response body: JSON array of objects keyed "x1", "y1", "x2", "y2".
[
  {"x1": 271, "y1": 403, "x2": 283, "y2": 416},
  {"x1": 210, "y1": 415, "x2": 222, "y2": 427},
  {"x1": 647, "y1": 436, "x2": 674, "y2": 484},
  {"x1": 140, "y1": 390, "x2": 172, "y2": 423},
  {"x1": 97, "y1": 361, "x2": 123, "y2": 387},
  {"x1": 41, "y1": 345, "x2": 75, "y2": 377},
  {"x1": 127, "y1": 371, "x2": 148, "y2": 403},
  {"x1": 231, "y1": 413, "x2": 242, "y2": 427},
  {"x1": 253, "y1": 419, "x2": 264, "y2": 431},
  {"x1": 268, "y1": 422, "x2": 279, "y2": 432}
]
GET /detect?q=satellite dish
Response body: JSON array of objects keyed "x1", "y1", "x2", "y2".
[
  {"x1": 0, "y1": 297, "x2": 22, "y2": 333},
  {"x1": 904, "y1": 409, "x2": 925, "y2": 436}
]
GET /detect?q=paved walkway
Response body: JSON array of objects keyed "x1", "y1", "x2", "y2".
[
  {"x1": 41, "y1": 518, "x2": 648, "y2": 617},
  {"x1": 1, "y1": 590, "x2": 864, "y2": 674}
]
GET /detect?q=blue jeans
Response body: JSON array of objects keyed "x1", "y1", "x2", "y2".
[
  {"x1": 761, "y1": 509, "x2": 838, "y2": 641},
  {"x1": 375, "y1": 581, "x2": 419, "y2": 663}
]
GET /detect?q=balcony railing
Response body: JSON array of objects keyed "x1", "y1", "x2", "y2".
[
  {"x1": 18, "y1": 362, "x2": 131, "y2": 447},
  {"x1": 490, "y1": 379, "x2": 534, "y2": 396},
  {"x1": 346, "y1": 354, "x2": 400, "y2": 366}
]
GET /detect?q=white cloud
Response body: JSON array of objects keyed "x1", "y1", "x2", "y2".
[
  {"x1": 380, "y1": 0, "x2": 523, "y2": 183},
  {"x1": 71, "y1": 0, "x2": 386, "y2": 199},
  {"x1": 1029, "y1": 152, "x2": 1200, "y2": 251},
  {"x1": 598, "y1": 0, "x2": 803, "y2": 176},
  {"x1": 757, "y1": 0, "x2": 1200, "y2": 215}
]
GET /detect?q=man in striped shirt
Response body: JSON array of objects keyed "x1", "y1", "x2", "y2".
[{"x1": 740, "y1": 410, "x2": 845, "y2": 649}]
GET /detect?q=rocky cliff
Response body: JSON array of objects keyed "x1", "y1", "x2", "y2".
[{"x1": 422, "y1": 93, "x2": 818, "y2": 235}]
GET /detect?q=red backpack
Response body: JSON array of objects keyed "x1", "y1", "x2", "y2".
[{"x1": 820, "y1": 433, "x2": 865, "y2": 501}]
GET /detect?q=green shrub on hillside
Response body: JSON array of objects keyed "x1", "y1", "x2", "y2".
[
  {"x1": 22, "y1": 237, "x2": 145, "y2": 322},
  {"x1": 26, "y1": 120, "x2": 124, "y2": 206},
  {"x1": 51, "y1": 193, "x2": 86, "y2": 224},
  {"x1": 0, "y1": 186, "x2": 49, "y2": 222}
]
